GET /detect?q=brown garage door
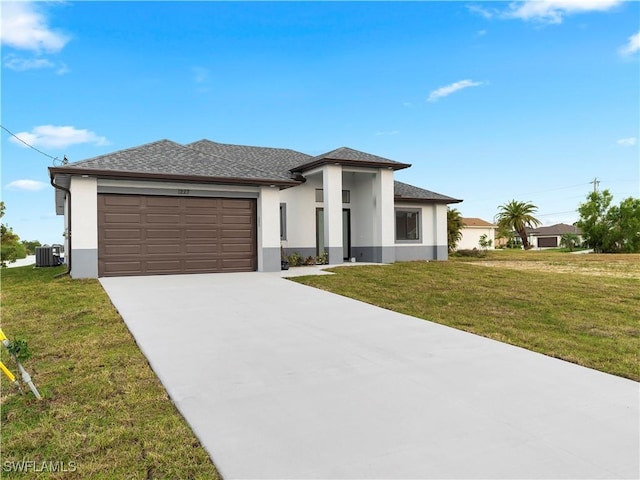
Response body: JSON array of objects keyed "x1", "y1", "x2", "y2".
[
  {"x1": 537, "y1": 236, "x2": 558, "y2": 248},
  {"x1": 98, "y1": 194, "x2": 257, "y2": 277}
]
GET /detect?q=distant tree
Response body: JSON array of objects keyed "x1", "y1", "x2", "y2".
[
  {"x1": 478, "y1": 233, "x2": 493, "y2": 251},
  {"x1": 576, "y1": 190, "x2": 640, "y2": 253},
  {"x1": 496, "y1": 200, "x2": 541, "y2": 249},
  {"x1": 1, "y1": 202, "x2": 27, "y2": 267},
  {"x1": 447, "y1": 208, "x2": 464, "y2": 252},
  {"x1": 21, "y1": 240, "x2": 42, "y2": 255},
  {"x1": 560, "y1": 233, "x2": 580, "y2": 252}
]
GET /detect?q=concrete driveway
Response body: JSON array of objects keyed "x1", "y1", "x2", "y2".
[{"x1": 100, "y1": 272, "x2": 639, "y2": 479}]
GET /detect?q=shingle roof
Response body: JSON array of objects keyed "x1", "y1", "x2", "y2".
[
  {"x1": 292, "y1": 147, "x2": 411, "y2": 172},
  {"x1": 394, "y1": 181, "x2": 462, "y2": 203},
  {"x1": 527, "y1": 223, "x2": 581, "y2": 236},
  {"x1": 188, "y1": 139, "x2": 311, "y2": 179},
  {"x1": 54, "y1": 139, "x2": 297, "y2": 183},
  {"x1": 463, "y1": 217, "x2": 495, "y2": 227}
]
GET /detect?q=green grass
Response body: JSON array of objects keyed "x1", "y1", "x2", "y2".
[
  {"x1": 294, "y1": 251, "x2": 640, "y2": 381},
  {"x1": 0, "y1": 266, "x2": 220, "y2": 479}
]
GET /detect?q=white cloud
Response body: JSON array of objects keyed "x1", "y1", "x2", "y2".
[
  {"x1": 5, "y1": 179, "x2": 48, "y2": 192},
  {"x1": 427, "y1": 79, "x2": 483, "y2": 102},
  {"x1": 504, "y1": 0, "x2": 622, "y2": 24},
  {"x1": 619, "y1": 31, "x2": 640, "y2": 56},
  {"x1": 617, "y1": 137, "x2": 637, "y2": 147},
  {"x1": 3, "y1": 55, "x2": 54, "y2": 71},
  {"x1": 467, "y1": 4, "x2": 495, "y2": 19},
  {"x1": 9, "y1": 125, "x2": 109, "y2": 150},
  {"x1": 0, "y1": 2, "x2": 69, "y2": 53}
]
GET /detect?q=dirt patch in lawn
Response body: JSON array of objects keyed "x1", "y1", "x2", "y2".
[{"x1": 470, "y1": 260, "x2": 640, "y2": 278}]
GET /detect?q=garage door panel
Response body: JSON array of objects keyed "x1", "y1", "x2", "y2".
[
  {"x1": 104, "y1": 229, "x2": 142, "y2": 240},
  {"x1": 185, "y1": 214, "x2": 218, "y2": 224},
  {"x1": 147, "y1": 244, "x2": 182, "y2": 255},
  {"x1": 146, "y1": 229, "x2": 181, "y2": 239},
  {"x1": 185, "y1": 244, "x2": 218, "y2": 254},
  {"x1": 146, "y1": 197, "x2": 181, "y2": 207},
  {"x1": 104, "y1": 213, "x2": 141, "y2": 224},
  {"x1": 104, "y1": 245, "x2": 142, "y2": 255},
  {"x1": 146, "y1": 214, "x2": 181, "y2": 223},
  {"x1": 103, "y1": 196, "x2": 143, "y2": 207},
  {"x1": 98, "y1": 194, "x2": 256, "y2": 276},
  {"x1": 146, "y1": 260, "x2": 183, "y2": 273}
]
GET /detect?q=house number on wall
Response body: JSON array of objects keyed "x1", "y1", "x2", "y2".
[{"x1": 177, "y1": 189, "x2": 190, "y2": 195}]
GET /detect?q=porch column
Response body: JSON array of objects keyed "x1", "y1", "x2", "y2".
[
  {"x1": 374, "y1": 168, "x2": 395, "y2": 263},
  {"x1": 323, "y1": 164, "x2": 343, "y2": 265},
  {"x1": 257, "y1": 185, "x2": 281, "y2": 272}
]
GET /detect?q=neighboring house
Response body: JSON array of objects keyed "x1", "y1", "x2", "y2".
[
  {"x1": 49, "y1": 139, "x2": 461, "y2": 278},
  {"x1": 457, "y1": 218, "x2": 496, "y2": 250},
  {"x1": 525, "y1": 223, "x2": 582, "y2": 248}
]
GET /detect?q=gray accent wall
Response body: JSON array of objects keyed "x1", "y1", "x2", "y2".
[
  {"x1": 71, "y1": 248, "x2": 98, "y2": 278},
  {"x1": 351, "y1": 246, "x2": 395, "y2": 263},
  {"x1": 395, "y1": 245, "x2": 447, "y2": 262},
  {"x1": 261, "y1": 247, "x2": 282, "y2": 272}
]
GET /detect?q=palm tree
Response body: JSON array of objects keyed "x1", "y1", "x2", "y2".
[
  {"x1": 496, "y1": 200, "x2": 541, "y2": 249},
  {"x1": 560, "y1": 233, "x2": 580, "y2": 252},
  {"x1": 447, "y1": 208, "x2": 464, "y2": 252}
]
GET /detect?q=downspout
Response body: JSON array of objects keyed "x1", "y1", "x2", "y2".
[{"x1": 50, "y1": 175, "x2": 71, "y2": 277}]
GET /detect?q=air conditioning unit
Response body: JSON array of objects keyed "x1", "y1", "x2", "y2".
[{"x1": 35, "y1": 246, "x2": 62, "y2": 267}]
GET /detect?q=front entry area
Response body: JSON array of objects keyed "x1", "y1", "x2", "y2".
[
  {"x1": 316, "y1": 208, "x2": 351, "y2": 260},
  {"x1": 97, "y1": 194, "x2": 257, "y2": 276}
]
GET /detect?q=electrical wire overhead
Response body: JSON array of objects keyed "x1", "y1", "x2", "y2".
[{"x1": 0, "y1": 124, "x2": 68, "y2": 166}]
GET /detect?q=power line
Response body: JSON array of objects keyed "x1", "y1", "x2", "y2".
[{"x1": 0, "y1": 124, "x2": 67, "y2": 165}]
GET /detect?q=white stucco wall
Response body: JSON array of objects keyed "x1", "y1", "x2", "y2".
[
  {"x1": 71, "y1": 176, "x2": 98, "y2": 249},
  {"x1": 257, "y1": 185, "x2": 281, "y2": 271},
  {"x1": 458, "y1": 227, "x2": 496, "y2": 250}
]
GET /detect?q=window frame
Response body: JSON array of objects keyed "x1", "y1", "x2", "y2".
[{"x1": 395, "y1": 208, "x2": 421, "y2": 243}]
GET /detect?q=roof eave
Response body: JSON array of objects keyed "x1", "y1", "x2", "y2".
[
  {"x1": 48, "y1": 167, "x2": 300, "y2": 188},
  {"x1": 292, "y1": 158, "x2": 411, "y2": 173},
  {"x1": 395, "y1": 196, "x2": 463, "y2": 204}
]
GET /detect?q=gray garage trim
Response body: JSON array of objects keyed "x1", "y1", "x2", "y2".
[{"x1": 71, "y1": 248, "x2": 98, "y2": 279}]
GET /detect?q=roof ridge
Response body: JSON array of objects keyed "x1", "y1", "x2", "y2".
[{"x1": 190, "y1": 139, "x2": 310, "y2": 157}]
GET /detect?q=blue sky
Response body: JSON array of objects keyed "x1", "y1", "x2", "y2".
[{"x1": 1, "y1": 0, "x2": 638, "y2": 245}]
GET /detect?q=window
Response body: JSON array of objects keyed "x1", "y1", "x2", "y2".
[
  {"x1": 395, "y1": 210, "x2": 420, "y2": 241},
  {"x1": 280, "y1": 203, "x2": 287, "y2": 240},
  {"x1": 315, "y1": 189, "x2": 351, "y2": 203}
]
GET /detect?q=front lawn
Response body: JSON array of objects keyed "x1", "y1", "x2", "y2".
[
  {"x1": 294, "y1": 251, "x2": 640, "y2": 381},
  {"x1": 0, "y1": 266, "x2": 220, "y2": 479}
]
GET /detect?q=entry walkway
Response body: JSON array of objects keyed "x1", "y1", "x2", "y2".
[{"x1": 100, "y1": 272, "x2": 639, "y2": 479}]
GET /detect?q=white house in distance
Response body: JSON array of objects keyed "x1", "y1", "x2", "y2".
[
  {"x1": 49, "y1": 139, "x2": 461, "y2": 278},
  {"x1": 458, "y1": 217, "x2": 496, "y2": 250},
  {"x1": 525, "y1": 223, "x2": 582, "y2": 249}
]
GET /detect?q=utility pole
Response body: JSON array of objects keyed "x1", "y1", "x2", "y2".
[{"x1": 590, "y1": 177, "x2": 600, "y2": 193}]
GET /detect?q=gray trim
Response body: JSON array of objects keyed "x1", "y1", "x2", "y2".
[
  {"x1": 351, "y1": 246, "x2": 395, "y2": 263},
  {"x1": 97, "y1": 185, "x2": 259, "y2": 198},
  {"x1": 327, "y1": 246, "x2": 343, "y2": 265},
  {"x1": 435, "y1": 245, "x2": 448, "y2": 260},
  {"x1": 261, "y1": 247, "x2": 282, "y2": 272},
  {"x1": 395, "y1": 245, "x2": 448, "y2": 262},
  {"x1": 71, "y1": 249, "x2": 98, "y2": 278}
]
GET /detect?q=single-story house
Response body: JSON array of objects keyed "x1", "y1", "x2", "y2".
[
  {"x1": 525, "y1": 223, "x2": 582, "y2": 248},
  {"x1": 457, "y1": 217, "x2": 496, "y2": 250},
  {"x1": 49, "y1": 139, "x2": 461, "y2": 278}
]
